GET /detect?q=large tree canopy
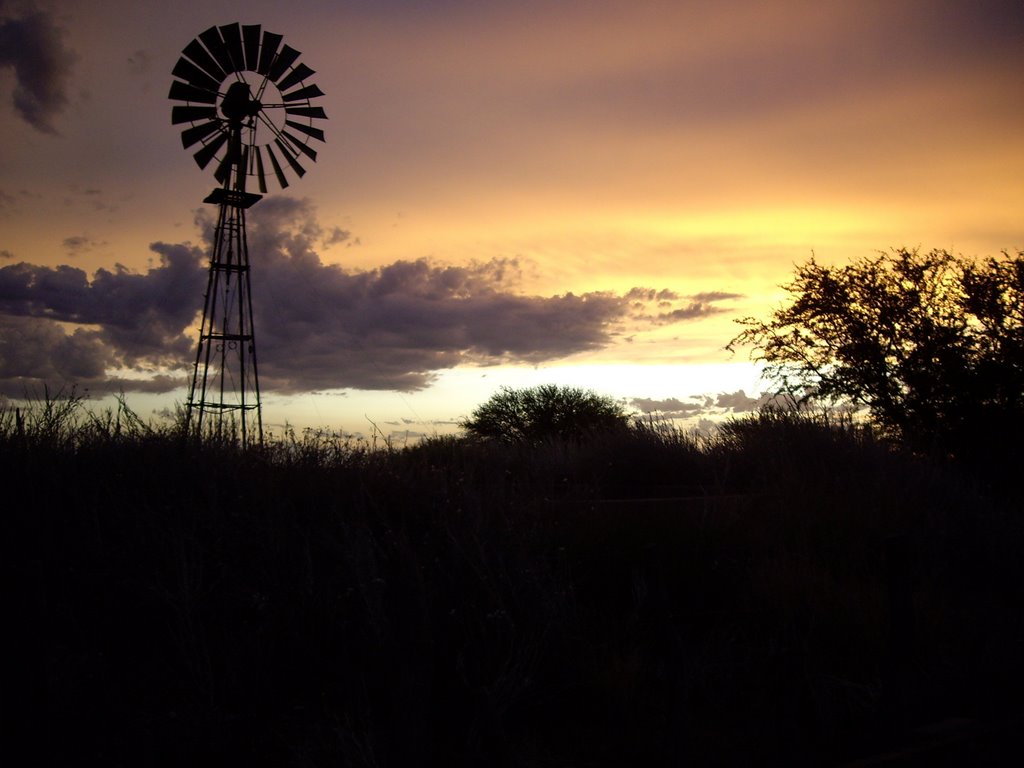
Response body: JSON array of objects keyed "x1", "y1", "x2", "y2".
[{"x1": 729, "y1": 248, "x2": 1024, "y2": 455}]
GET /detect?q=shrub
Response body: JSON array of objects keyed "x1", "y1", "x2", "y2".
[{"x1": 460, "y1": 384, "x2": 629, "y2": 443}]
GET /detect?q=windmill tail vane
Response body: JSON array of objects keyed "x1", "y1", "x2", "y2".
[{"x1": 169, "y1": 23, "x2": 327, "y2": 445}]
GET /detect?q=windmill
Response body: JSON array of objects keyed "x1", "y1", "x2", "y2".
[{"x1": 169, "y1": 23, "x2": 327, "y2": 445}]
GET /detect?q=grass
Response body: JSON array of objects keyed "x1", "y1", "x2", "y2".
[{"x1": 6, "y1": 395, "x2": 1023, "y2": 766}]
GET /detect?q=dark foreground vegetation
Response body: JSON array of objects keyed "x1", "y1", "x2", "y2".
[{"x1": 7, "y1": 397, "x2": 1023, "y2": 766}]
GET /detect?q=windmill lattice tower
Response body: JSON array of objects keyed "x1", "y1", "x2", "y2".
[{"x1": 169, "y1": 23, "x2": 327, "y2": 445}]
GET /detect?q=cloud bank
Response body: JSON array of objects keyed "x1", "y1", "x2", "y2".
[{"x1": 0, "y1": 198, "x2": 739, "y2": 397}]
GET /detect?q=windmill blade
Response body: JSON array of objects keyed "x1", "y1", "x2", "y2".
[
  {"x1": 253, "y1": 146, "x2": 268, "y2": 193},
  {"x1": 181, "y1": 120, "x2": 222, "y2": 149},
  {"x1": 199, "y1": 26, "x2": 235, "y2": 76},
  {"x1": 239, "y1": 145, "x2": 250, "y2": 191},
  {"x1": 169, "y1": 79, "x2": 218, "y2": 104},
  {"x1": 265, "y1": 144, "x2": 289, "y2": 188},
  {"x1": 272, "y1": 127, "x2": 297, "y2": 154},
  {"x1": 172, "y1": 105, "x2": 217, "y2": 125},
  {"x1": 182, "y1": 39, "x2": 225, "y2": 83},
  {"x1": 214, "y1": 150, "x2": 233, "y2": 186},
  {"x1": 285, "y1": 120, "x2": 325, "y2": 142},
  {"x1": 275, "y1": 138, "x2": 306, "y2": 177},
  {"x1": 285, "y1": 105, "x2": 328, "y2": 120},
  {"x1": 193, "y1": 131, "x2": 230, "y2": 169},
  {"x1": 275, "y1": 62, "x2": 314, "y2": 92},
  {"x1": 212, "y1": 141, "x2": 243, "y2": 186},
  {"x1": 282, "y1": 84, "x2": 325, "y2": 102},
  {"x1": 283, "y1": 131, "x2": 317, "y2": 161},
  {"x1": 219, "y1": 24, "x2": 245, "y2": 71},
  {"x1": 268, "y1": 45, "x2": 301, "y2": 82},
  {"x1": 257, "y1": 32, "x2": 283, "y2": 76},
  {"x1": 172, "y1": 57, "x2": 220, "y2": 93},
  {"x1": 242, "y1": 25, "x2": 261, "y2": 70}
]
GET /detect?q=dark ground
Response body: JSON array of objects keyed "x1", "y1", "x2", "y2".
[{"x1": 7, "y1": 411, "x2": 1024, "y2": 765}]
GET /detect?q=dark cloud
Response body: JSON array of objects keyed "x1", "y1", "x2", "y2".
[
  {"x1": 62, "y1": 235, "x2": 98, "y2": 256},
  {"x1": 657, "y1": 302, "x2": 727, "y2": 322},
  {"x1": 626, "y1": 286, "x2": 740, "y2": 324},
  {"x1": 653, "y1": 296, "x2": 739, "y2": 323},
  {"x1": 692, "y1": 291, "x2": 743, "y2": 303},
  {"x1": 0, "y1": 250, "x2": 13, "y2": 260},
  {"x1": 631, "y1": 390, "x2": 775, "y2": 421},
  {"x1": 126, "y1": 48, "x2": 151, "y2": 75},
  {"x1": 631, "y1": 396, "x2": 709, "y2": 419},
  {"x1": 626, "y1": 287, "x2": 681, "y2": 302},
  {"x1": 323, "y1": 226, "x2": 354, "y2": 248},
  {"x1": 0, "y1": 6, "x2": 75, "y2": 133},
  {"x1": 716, "y1": 389, "x2": 771, "y2": 412},
  {"x1": 0, "y1": 313, "x2": 113, "y2": 396},
  {"x1": 0, "y1": 241, "x2": 204, "y2": 395},
  {"x1": 242, "y1": 199, "x2": 635, "y2": 391},
  {"x1": 0, "y1": 311, "x2": 186, "y2": 396},
  {"x1": 0, "y1": 198, "x2": 735, "y2": 396},
  {"x1": 62, "y1": 185, "x2": 117, "y2": 213}
]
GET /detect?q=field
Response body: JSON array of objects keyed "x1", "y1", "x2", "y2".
[{"x1": 7, "y1": 398, "x2": 1023, "y2": 766}]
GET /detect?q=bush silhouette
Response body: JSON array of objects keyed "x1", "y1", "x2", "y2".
[
  {"x1": 460, "y1": 384, "x2": 628, "y2": 442},
  {"x1": 729, "y1": 248, "x2": 1024, "y2": 458}
]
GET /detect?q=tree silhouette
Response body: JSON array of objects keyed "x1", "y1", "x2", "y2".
[
  {"x1": 461, "y1": 384, "x2": 628, "y2": 443},
  {"x1": 729, "y1": 248, "x2": 1024, "y2": 457}
]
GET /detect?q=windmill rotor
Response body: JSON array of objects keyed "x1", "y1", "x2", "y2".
[{"x1": 169, "y1": 22, "x2": 327, "y2": 192}]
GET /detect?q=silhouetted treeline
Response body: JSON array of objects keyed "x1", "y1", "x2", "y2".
[{"x1": 6, "y1": 401, "x2": 1023, "y2": 766}]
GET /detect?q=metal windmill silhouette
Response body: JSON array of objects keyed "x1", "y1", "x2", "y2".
[{"x1": 169, "y1": 23, "x2": 327, "y2": 445}]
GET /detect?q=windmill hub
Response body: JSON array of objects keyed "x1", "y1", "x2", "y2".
[{"x1": 220, "y1": 81, "x2": 261, "y2": 122}]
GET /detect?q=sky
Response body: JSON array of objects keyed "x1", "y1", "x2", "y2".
[{"x1": 1, "y1": 0, "x2": 1022, "y2": 438}]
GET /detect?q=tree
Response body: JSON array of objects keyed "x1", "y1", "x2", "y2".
[
  {"x1": 728, "y1": 248, "x2": 1024, "y2": 455},
  {"x1": 460, "y1": 384, "x2": 629, "y2": 443}
]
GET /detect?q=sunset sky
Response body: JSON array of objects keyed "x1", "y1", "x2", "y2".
[{"x1": 2, "y1": 0, "x2": 1022, "y2": 437}]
